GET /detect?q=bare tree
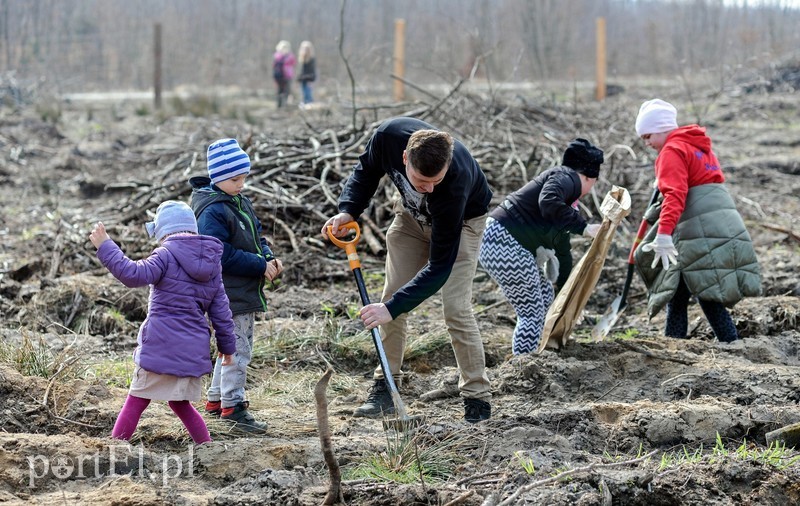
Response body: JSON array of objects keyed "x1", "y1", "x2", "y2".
[{"x1": 1, "y1": 0, "x2": 798, "y2": 93}]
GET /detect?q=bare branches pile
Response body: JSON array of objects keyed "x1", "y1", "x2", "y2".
[{"x1": 98, "y1": 87, "x2": 648, "y2": 272}]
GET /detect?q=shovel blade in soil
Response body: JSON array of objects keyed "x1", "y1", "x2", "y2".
[{"x1": 592, "y1": 295, "x2": 623, "y2": 341}]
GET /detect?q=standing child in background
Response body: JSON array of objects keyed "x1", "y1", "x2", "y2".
[
  {"x1": 297, "y1": 41, "x2": 316, "y2": 107},
  {"x1": 273, "y1": 40, "x2": 296, "y2": 108},
  {"x1": 478, "y1": 139, "x2": 604, "y2": 354},
  {"x1": 89, "y1": 201, "x2": 236, "y2": 445},
  {"x1": 633, "y1": 99, "x2": 760, "y2": 342},
  {"x1": 190, "y1": 138, "x2": 284, "y2": 434}
]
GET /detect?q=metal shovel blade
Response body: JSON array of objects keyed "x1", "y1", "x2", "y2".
[{"x1": 591, "y1": 295, "x2": 624, "y2": 341}]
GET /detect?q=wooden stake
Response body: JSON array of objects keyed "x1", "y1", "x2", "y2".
[
  {"x1": 393, "y1": 19, "x2": 406, "y2": 102},
  {"x1": 315, "y1": 367, "x2": 344, "y2": 505},
  {"x1": 595, "y1": 17, "x2": 607, "y2": 101},
  {"x1": 154, "y1": 23, "x2": 162, "y2": 109}
]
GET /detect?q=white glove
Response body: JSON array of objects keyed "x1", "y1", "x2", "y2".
[
  {"x1": 583, "y1": 223, "x2": 601, "y2": 239},
  {"x1": 641, "y1": 233, "x2": 678, "y2": 270},
  {"x1": 535, "y1": 247, "x2": 559, "y2": 284}
]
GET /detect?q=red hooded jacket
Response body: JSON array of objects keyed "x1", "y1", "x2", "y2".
[{"x1": 655, "y1": 125, "x2": 725, "y2": 235}]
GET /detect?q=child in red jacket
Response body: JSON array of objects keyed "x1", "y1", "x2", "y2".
[{"x1": 635, "y1": 99, "x2": 760, "y2": 343}]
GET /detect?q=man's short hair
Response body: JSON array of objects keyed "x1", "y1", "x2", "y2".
[{"x1": 406, "y1": 129, "x2": 454, "y2": 177}]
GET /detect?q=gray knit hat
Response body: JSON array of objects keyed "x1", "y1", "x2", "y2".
[{"x1": 145, "y1": 201, "x2": 198, "y2": 241}]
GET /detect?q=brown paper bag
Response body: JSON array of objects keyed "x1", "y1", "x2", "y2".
[{"x1": 536, "y1": 186, "x2": 631, "y2": 353}]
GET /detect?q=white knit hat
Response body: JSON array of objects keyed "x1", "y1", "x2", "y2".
[
  {"x1": 207, "y1": 138, "x2": 251, "y2": 185},
  {"x1": 635, "y1": 99, "x2": 678, "y2": 137}
]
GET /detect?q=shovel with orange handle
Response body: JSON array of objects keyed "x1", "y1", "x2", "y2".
[{"x1": 326, "y1": 221, "x2": 422, "y2": 430}]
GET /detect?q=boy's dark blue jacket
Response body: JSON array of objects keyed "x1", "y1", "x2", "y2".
[{"x1": 189, "y1": 176, "x2": 274, "y2": 315}]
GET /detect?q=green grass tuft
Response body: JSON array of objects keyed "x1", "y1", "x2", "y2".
[
  {"x1": 0, "y1": 330, "x2": 84, "y2": 380},
  {"x1": 344, "y1": 430, "x2": 463, "y2": 484}
]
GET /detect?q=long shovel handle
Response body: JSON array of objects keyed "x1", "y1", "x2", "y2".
[
  {"x1": 619, "y1": 187, "x2": 661, "y2": 309},
  {"x1": 351, "y1": 267, "x2": 408, "y2": 418},
  {"x1": 326, "y1": 221, "x2": 409, "y2": 419}
]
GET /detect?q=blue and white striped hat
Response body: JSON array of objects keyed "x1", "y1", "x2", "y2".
[{"x1": 207, "y1": 138, "x2": 251, "y2": 185}]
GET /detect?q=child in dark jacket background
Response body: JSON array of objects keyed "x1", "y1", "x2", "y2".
[
  {"x1": 297, "y1": 40, "x2": 316, "y2": 106},
  {"x1": 190, "y1": 138, "x2": 283, "y2": 433},
  {"x1": 89, "y1": 200, "x2": 236, "y2": 445}
]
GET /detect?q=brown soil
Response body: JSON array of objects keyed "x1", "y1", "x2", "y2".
[{"x1": 1, "y1": 80, "x2": 799, "y2": 505}]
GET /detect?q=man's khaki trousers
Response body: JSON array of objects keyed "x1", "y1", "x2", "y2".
[{"x1": 373, "y1": 207, "x2": 491, "y2": 401}]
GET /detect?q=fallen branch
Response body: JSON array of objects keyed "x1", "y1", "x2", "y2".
[
  {"x1": 455, "y1": 469, "x2": 506, "y2": 486},
  {"x1": 492, "y1": 450, "x2": 658, "y2": 506},
  {"x1": 42, "y1": 355, "x2": 81, "y2": 408},
  {"x1": 267, "y1": 213, "x2": 300, "y2": 253},
  {"x1": 442, "y1": 489, "x2": 475, "y2": 506},
  {"x1": 315, "y1": 367, "x2": 345, "y2": 505},
  {"x1": 618, "y1": 340, "x2": 697, "y2": 365},
  {"x1": 361, "y1": 221, "x2": 384, "y2": 255},
  {"x1": 361, "y1": 214, "x2": 386, "y2": 242},
  {"x1": 475, "y1": 299, "x2": 510, "y2": 315},
  {"x1": 759, "y1": 223, "x2": 800, "y2": 243}
]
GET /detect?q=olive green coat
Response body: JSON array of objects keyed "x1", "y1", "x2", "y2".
[{"x1": 634, "y1": 184, "x2": 761, "y2": 318}]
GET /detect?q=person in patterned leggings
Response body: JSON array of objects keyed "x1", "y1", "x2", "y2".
[{"x1": 479, "y1": 139, "x2": 604, "y2": 354}]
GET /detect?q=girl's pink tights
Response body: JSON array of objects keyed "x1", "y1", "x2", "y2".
[{"x1": 112, "y1": 395, "x2": 211, "y2": 444}]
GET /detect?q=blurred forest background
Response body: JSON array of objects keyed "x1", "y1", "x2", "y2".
[{"x1": 2, "y1": 0, "x2": 800, "y2": 97}]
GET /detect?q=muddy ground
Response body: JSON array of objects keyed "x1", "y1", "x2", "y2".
[{"x1": 1, "y1": 76, "x2": 799, "y2": 505}]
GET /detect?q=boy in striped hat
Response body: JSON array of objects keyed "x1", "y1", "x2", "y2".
[{"x1": 189, "y1": 138, "x2": 284, "y2": 433}]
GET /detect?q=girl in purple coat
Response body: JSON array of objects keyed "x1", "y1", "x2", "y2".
[{"x1": 89, "y1": 200, "x2": 236, "y2": 444}]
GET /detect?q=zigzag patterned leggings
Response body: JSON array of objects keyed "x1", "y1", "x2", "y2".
[{"x1": 479, "y1": 218, "x2": 554, "y2": 354}]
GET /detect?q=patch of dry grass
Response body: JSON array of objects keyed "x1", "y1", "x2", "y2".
[
  {"x1": 205, "y1": 366, "x2": 360, "y2": 439},
  {"x1": 0, "y1": 329, "x2": 84, "y2": 380},
  {"x1": 343, "y1": 426, "x2": 472, "y2": 484}
]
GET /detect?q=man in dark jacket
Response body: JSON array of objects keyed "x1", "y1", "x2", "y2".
[{"x1": 321, "y1": 117, "x2": 493, "y2": 423}]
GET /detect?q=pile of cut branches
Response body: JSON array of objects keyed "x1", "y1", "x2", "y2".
[{"x1": 96, "y1": 86, "x2": 651, "y2": 274}]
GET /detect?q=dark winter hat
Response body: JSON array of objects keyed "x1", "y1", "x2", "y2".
[
  {"x1": 207, "y1": 138, "x2": 251, "y2": 185},
  {"x1": 145, "y1": 200, "x2": 198, "y2": 242},
  {"x1": 562, "y1": 138, "x2": 604, "y2": 178}
]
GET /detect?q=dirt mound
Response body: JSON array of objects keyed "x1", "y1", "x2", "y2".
[{"x1": 0, "y1": 364, "x2": 116, "y2": 438}]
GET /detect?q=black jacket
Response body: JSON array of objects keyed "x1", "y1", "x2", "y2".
[
  {"x1": 490, "y1": 166, "x2": 587, "y2": 287},
  {"x1": 298, "y1": 58, "x2": 316, "y2": 82},
  {"x1": 338, "y1": 117, "x2": 492, "y2": 317}
]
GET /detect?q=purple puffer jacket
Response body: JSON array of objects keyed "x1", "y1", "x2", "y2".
[{"x1": 96, "y1": 235, "x2": 236, "y2": 377}]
